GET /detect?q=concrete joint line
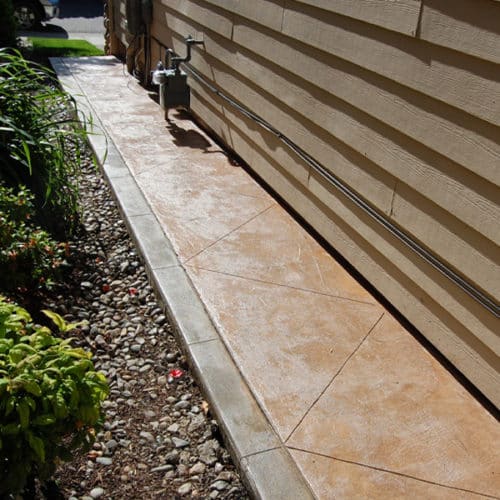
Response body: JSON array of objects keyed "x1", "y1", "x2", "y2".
[{"x1": 53, "y1": 56, "x2": 315, "y2": 500}]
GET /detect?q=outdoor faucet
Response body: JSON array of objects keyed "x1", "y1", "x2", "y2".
[{"x1": 169, "y1": 36, "x2": 204, "y2": 73}]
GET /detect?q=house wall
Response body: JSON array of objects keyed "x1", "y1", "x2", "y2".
[{"x1": 110, "y1": 0, "x2": 500, "y2": 407}]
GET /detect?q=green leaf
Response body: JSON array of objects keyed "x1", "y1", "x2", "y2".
[
  {"x1": 1, "y1": 423, "x2": 20, "y2": 435},
  {"x1": 41, "y1": 309, "x2": 66, "y2": 332},
  {"x1": 9, "y1": 348, "x2": 25, "y2": 364},
  {"x1": 51, "y1": 392, "x2": 68, "y2": 419},
  {"x1": 21, "y1": 140, "x2": 32, "y2": 174},
  {"x1": 25, "y1": 396, "x2": 36, "y2": 411},
  {"x1": 27, "y1": 431, "x2": 45, "y2": 462},
  {"x1": 0, "y1": 378, "x2": 8, "y2": 396},
  {"x1": 5, "y1": 395, "x2": 16, "y2": 416},
  {"x1": 33, "y1": 414, "x2": 56, "y2": 426},
  {"x1": 23, "y1": 380, "x2": 41, "y2": 397},
  {"x1": 17, "y1": 399, "x2": 30, "y2": 429},
  {"x1": 78, "y1": 404, "x2": 98, "y2": 425}
]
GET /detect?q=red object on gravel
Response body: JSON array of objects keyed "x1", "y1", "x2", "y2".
[{"x1": 169, "y1": 368, "x2": 184, "y2": 379}]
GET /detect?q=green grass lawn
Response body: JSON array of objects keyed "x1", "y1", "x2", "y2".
[{"x1": 29, "y1": 37, "x2": 104, "y2": 59}]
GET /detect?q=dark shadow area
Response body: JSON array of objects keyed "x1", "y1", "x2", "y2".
[
  {"x1": 19, "y1": 24, "x2": 68, "y2": 38},
  {"x1": 164, "y1": 110, "x2": 229, "y2": 159},
  {"x1": 57, "y1": 0, "x2": 104, "y2": 19},
  {"x1": 166, "y1": 119, "x2": 212, "y2": 150}
]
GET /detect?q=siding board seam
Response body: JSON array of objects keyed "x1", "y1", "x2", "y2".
[
  {"x1": 181, "y1": 61, "x2": 500, "y2": 319},
  {"x1": 415, "y1": 0, "x2": 424, "y2": 38}
]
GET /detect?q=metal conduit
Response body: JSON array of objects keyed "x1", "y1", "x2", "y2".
[{"x1": 173, "y1": 60, "x2": 499, "y2": 318}]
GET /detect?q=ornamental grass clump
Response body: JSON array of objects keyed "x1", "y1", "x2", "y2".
[
  {"x1": 0, "y1": 296, "x2": 109, "y2": 496},
  {"x1": 0, "y1": 48, "x2": 91, "y2": 238}
]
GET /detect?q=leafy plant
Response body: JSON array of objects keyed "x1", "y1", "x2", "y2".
[
  {"x1": 0, "y1": 296, "x2": 109, "y2": 496},
  {"x1": 0, "y1": 48, "x2": 92, "y2": 238},
  {"x1": 0, "y1": 183, "x2": 68, "y2": 292}
]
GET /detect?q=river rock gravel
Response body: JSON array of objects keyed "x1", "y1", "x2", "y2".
[{"x1": 42, "y1": 147, "x2": 249, "y2": 499}]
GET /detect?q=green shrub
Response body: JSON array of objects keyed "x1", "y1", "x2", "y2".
[
  {"x1": 0, "y1": 184, "x2": 68, "y2": 292},
  {"x1": 0, "y1": 297, "x2": 109, "y2": 496},
  {"x1": 0, "y1": 0, "x2": 17, "y2": 48},
  {"x1": 0, "y1": 48, "x2": 91, "y2": 238}
]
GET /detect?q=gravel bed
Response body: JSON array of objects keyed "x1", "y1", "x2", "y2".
[{"x1": 42, "y1": 148, "x2": 249, "y2": 499}]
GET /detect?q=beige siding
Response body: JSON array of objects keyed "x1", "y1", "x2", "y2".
[
  {"x1": 279, "y1": 3, "x2": 500, "y2": 127},
  {"x1": 204, "y1": 0, "x2": 285, "y2": 32},
  {"x1": 293, "y1": 0, "x2": 422, "y2": 35},
  {"x1": 112, "y1": 0, "x2": 500, "y2": 407},
  {"x1": 420, "y1": 0, "x2": 500, "y2": 64},
  {"x1": 229, "y1": 21, "x2": 500, "y2": 185}
]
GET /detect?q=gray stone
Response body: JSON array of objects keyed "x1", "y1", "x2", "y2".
[
  {"x1": 188, "y1": 414, "x2": 205, "y2": 433},
  {"x1": 189, "y1": 462, "x2": 206, "y2": 475},
  {"x1": 96, "y1": 457, "x2": 113, "y2": 465},
  {"x1": 151, "y1": 464, "x2": 173, "y2": 473},
  {"x1": 177, "y1": 483, "x2": 192, "y2": 496},
  {"x1": 155, "y1": 315, "x2": 166, "y2": 325},
  {"x1": 172, "y1": 437, "x2": 189, "y2": 448},
  {"x1": 90, "y1": 487, "x2": 105, "y2": 498},
  {"x1": 105, "y1": 439, "x2": 118, "y2": 451},
  {"x1": 95, "y1": 335, "x2": 107, "y2": 347},
  {"x1": 217, "y1": 471, "x2": 233, "y2": 482},
  {"x1": 165, "y1": 450, "x2": 180, "y2": 464},
  {"x1": 177, "y1": 463, "x2": 189, "y2": 476},
  {"x1": 198, "y1": 440, "x2": 219, "y2": 465},
  {"x1": 167, "y1": 423, "x2": 179, "y2": 433},
  {"x1": 211, "y1": 480, "x2": 229, "y2": 491},
  {"x1": 165, "y1": 352, "x2": 177, "y2": 362},
  {"x1": 139, "y1": 431, "x2": 155, "y2": 441}
]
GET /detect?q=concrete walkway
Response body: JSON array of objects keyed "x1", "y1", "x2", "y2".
[{"x1": 53, "y1": 56, "x2": 499, "y2": 499}]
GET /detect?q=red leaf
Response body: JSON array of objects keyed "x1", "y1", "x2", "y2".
[
  {"x1": 102, "y1": 284, "x2": 110, "y2": 292},
  {"x1": 129, "y1": 287, "x2": 138, "y2": 296}
]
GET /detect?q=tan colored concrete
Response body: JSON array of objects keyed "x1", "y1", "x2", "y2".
[
  {"x1": 56, "y1": 57, "x2": 500, "y2": 499},
  {"x1": 187, "y1": 203, "x2": 374, "y2": 302},
  {"x1": 288, "y1": 313, "x2": 500, "y2": 497},
  {"x1": 290, "y1": 449, "x2": 493, "y2": 499},
  {"x1": 187, "y1": 266, "x2": 383, "y2": 440}
]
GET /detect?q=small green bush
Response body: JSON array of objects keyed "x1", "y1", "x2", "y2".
[
  {"x1": 0, "y1": 184, "x2": 68, "y2": 292},
  {"x1": 0, "y1": 296, "x2": 109, "y2": 496}
]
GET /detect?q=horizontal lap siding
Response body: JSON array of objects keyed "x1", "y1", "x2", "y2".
[
  {"x1": 291, "y1": 0, "x2": 422, "y2": 35},
  {"x1": 117, "y1": 0, "x2": 500, "y2": 406},
  {"x1": 420, "y1": 0, "x2": 500, "y2": 64},
  {"x1": 280, "y1": 2, "x2": 500, "y2": 127}
]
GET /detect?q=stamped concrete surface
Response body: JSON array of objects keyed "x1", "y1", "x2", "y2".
[{"x1": 53, "y1": 56, "x2": 500, "y2": 499}]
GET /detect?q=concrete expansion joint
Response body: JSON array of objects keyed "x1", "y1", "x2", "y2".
[{"x1": 54, "y1": 56, "x2": 500, "y2": 500}]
